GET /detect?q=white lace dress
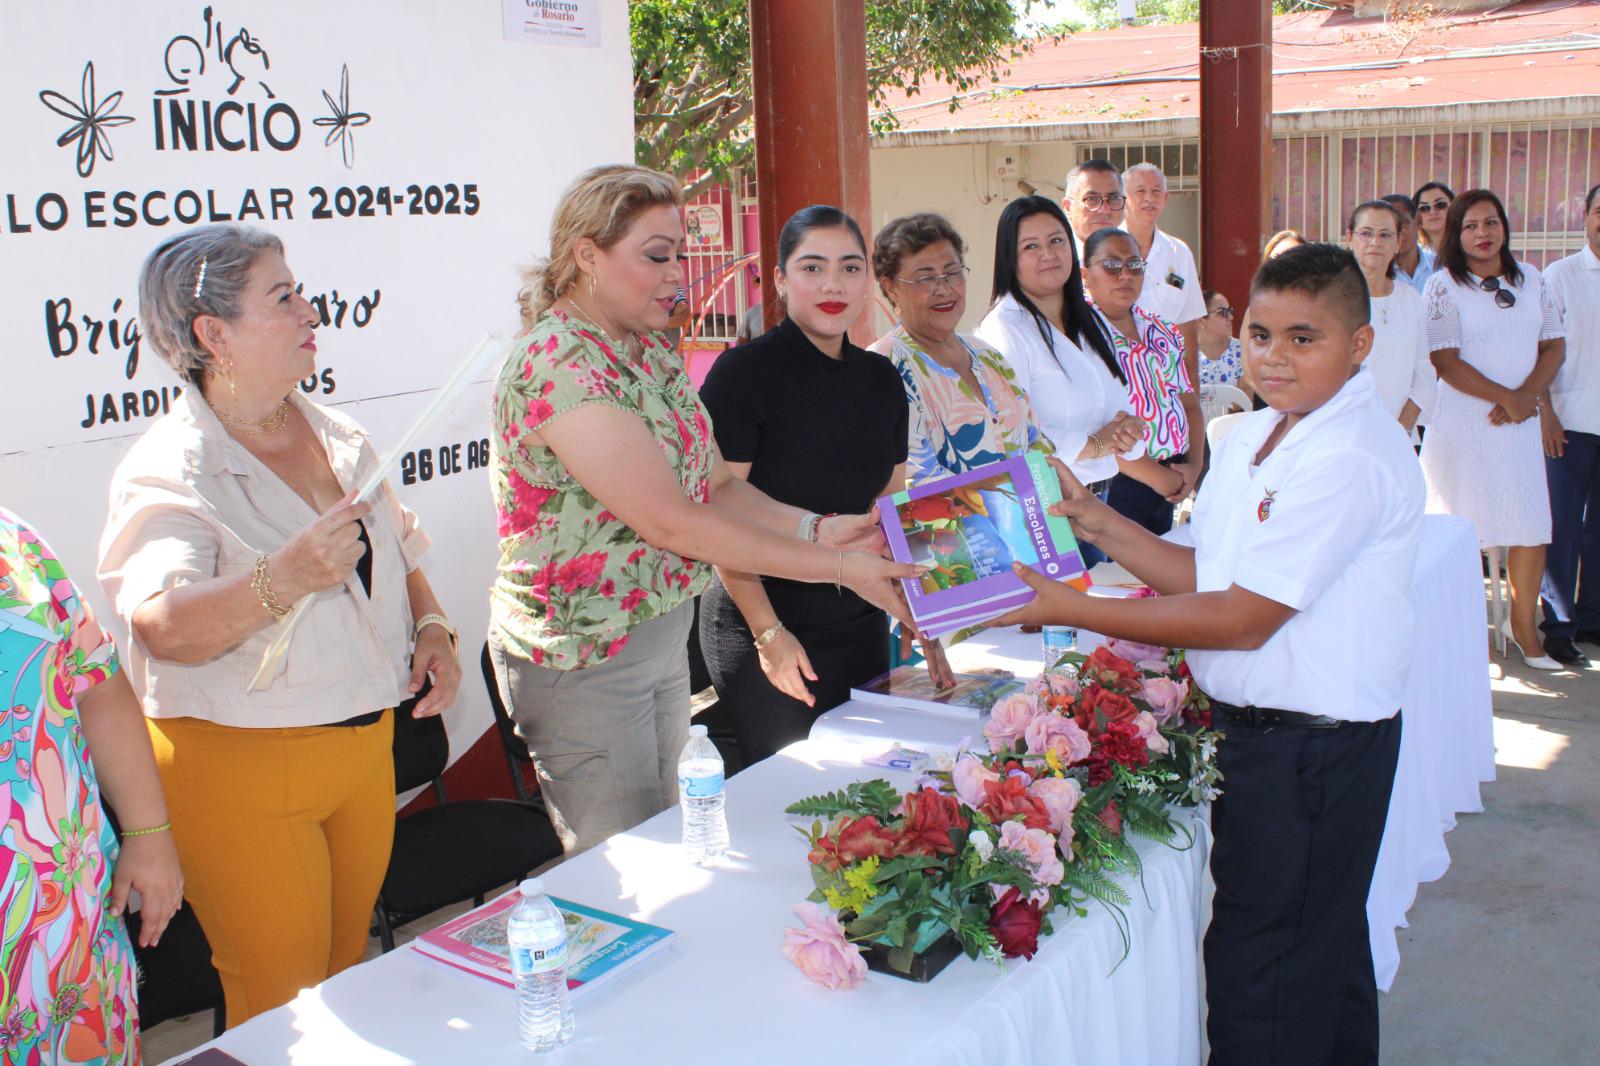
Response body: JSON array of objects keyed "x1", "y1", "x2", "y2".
[{"x1": 1418, "y1": 262, "x2": 1563, "y2": 547}]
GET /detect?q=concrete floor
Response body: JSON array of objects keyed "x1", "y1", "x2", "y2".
[
  {"x1": 1379, "y1": 639, "x2": 1600, "y2": 1065},
  {"x1": 146, "y1": 618, "x2": 1600, "y2": 1064}
]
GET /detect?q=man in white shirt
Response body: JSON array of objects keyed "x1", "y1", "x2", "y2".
[
  {"x1": 1000, "y1": 244, "x2": 1423, "y2": 1066},
  {"x1": 1062, "y1": 159, "x2": 1125, "y2": 258},
  {"x1": 1539, "y1": 182, "x2": 1600, "y2": 664}
]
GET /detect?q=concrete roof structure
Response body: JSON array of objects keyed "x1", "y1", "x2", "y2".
[{"x1": 875, "y1": 0, "x2": 1600, "y2": 144}]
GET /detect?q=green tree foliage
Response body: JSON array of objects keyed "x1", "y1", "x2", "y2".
[
  {"x1": 631, "y1": 0, "x2": 1034, "y2": 196},
  {"x1": 1043, "y1": 0, "x2": 1323, "y2": 34}
]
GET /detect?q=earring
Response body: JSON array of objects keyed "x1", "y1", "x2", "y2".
[{"x1": 589, "y1": 271, "x2": 597, "y2": 299}]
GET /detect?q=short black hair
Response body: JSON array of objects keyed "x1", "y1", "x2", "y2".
[
  {"x1": 1380, "y1": 193, "x2": 1414, "y2": 220},
  {"x1": 1250, "y1": 242, "x2": 1370, "y2": 332},
  {"x1": 1586, "y1": 182, "x2": 1600, "y2": 213},
  {"x1": 777, "y1": 204, "x2": 866, "y2": 272}
]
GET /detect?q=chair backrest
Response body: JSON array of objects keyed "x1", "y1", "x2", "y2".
[
  {"x1": 1206, "y1": 410, "x2": 1250, "y2": 452},
  {"x1": 391, "y1": 689, "x2": 449, "y2": 795},
  {"x1": 1199, "y1": 383, "x2": 1251, "y2": 425},
  {"x1": 481, "y1": 642, "x2": 535, "y2": 800}
]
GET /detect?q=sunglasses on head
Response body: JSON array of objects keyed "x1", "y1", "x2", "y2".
[
  {"x1": 1480, "y1": 275, "x2": 1516, "y2": 309},
  {"x1": 1416, "y1": 198, "x2": 1452, "y2": 214}
]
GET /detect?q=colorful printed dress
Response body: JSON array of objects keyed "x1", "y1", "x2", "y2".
[
  {"x1": 1096, "y1": 304, "x2": 1193, "y2": 461},
  {"x1": 869, "y1": 327, "x2": 1054, "y2": 485},
  {"x1": 0, "y1": 509, "x2": 137, "y2": 1065}
]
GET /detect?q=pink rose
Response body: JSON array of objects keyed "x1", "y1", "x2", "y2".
[
  {"x1": 998, "y1": 820, "x2": 1065, "y2": 886},
  {"x1": 1140, "y1": 676, "x2": 1189, "y2": 726},
  {"x1": 1023, "y1": 714, "x2": 1092, "y2": 767},
  {"x1": 952, "y1": 753, "x2": 1001, "y2": 809},
  {"x1": 1105, "y1": 638, "x2": 1168, "y2": 665},
  {"x1": 1133, "y1": 711, "x2": 1170, "y2": 755},
  {"x1": 781, "y1": 903, "x2": 868, "y2": 991},
  {"x1": 1031, "y1": 671, "x2": 1080, "y2": 701},
  {"x1": 1027, "y1": 776, "x2": 1081, "y2": 837},
  {"x1": 983, "y1": 693, "x2": 1039, "y2": 753}
]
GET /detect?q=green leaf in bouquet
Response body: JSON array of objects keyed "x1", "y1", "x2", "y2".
[
  {"x1": 1061, "y1": 861, "x2": 1131, "y2": 909},
  {"x1": 869, "y1": 853, "x2": 943, "y2": 884},
  {"x1": 885, "y1": 913, "x2": 909, "y2": 948},
  {"x1": 784, "y1": 778, "x2": 901, "y2": 821},
  {"x1": 847, "y1": 912, "x2": 891, "y2": 941},
  {"x1": 1118, "y1": 792, "x2": 1178, "y2": 844},
  {"x1": 887, "y1": 943, "x2": 916, "y2": 974}
]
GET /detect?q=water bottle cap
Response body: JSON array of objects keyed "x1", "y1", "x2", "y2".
[
  {"x1": 519, "y1": 878, "x2": 544, "y2": 897},
  {"x1": 689, "y1": 724, "x2": 709, "y2": 737}
]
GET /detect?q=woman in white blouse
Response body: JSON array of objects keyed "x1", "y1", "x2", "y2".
[
  {"x1": 974, "y1": 198, "x2": 1148, "y2": 558},
  {"x1": 1347, "y1": 200, "x2": 1434, "y2": 431},
  {"x1": 1420, "y1": 190, "x2": 1566, "y2": 669}
]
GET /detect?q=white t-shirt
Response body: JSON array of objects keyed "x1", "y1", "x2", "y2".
[
  {"x1": 1364, "y1": 283, "x2": 1435, "y2": 419},
  {"x1": 1134, "y1": 228, "x2": 1207, "y2": 328},
  {"x1": 1186, "y1": 370, "x2": 1425, "y2": 721},
  {"x1": 975, "y1": 292, "x2": 1144, "y2": 484},
  {"x1": 1544, "y1": 245, "x2": 1600, "y2": 436}
]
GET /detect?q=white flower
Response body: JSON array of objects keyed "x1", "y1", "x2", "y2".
[{"x1": 969, "y1": 828, "x2": 994, "y2": 862}]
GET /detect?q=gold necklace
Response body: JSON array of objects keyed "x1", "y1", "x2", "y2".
[
  {"x1": 216, "y1": 400, "x2": 291, "y2": 435},
  {"x1": 566, "y1": 296, "x2": 635, "y2": 355}
]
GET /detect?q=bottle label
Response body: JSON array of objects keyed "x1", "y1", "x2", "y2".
[
  {"x1": 679, "y1": 771, "x2": 724, "y2": 798},
  {"x1": 510, "y1": 940, "x2": 567, "y2": 977}
]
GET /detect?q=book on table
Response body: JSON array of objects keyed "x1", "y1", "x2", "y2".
[
  {"x1": 877, "y1": 451, "x2": 1091, "y2": 639},
  {"x1": 411, "y1": 891, "x2": 674, "y2": 997},
  {"x1": 851, "y1": 665, "x2": 1024, "y2": 718}
]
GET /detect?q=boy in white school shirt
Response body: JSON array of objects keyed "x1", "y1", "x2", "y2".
[{"x1": 1001, "y1": 244, "x2": 1424, "y2": 1066}]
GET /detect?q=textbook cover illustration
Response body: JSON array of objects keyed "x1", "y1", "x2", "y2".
[
  {"x1": 877, "y1": 452, "x2": 1090, "y2": 638},
  {"x1": 411, "y1": 891, "x2": 675, "y2": 997},
  {"x1": 851, "y1": 665, "x2": 1024, "y2": 718}
]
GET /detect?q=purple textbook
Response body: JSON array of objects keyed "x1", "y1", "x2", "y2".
[{"x1": 877, "y1": 452, "x2": 1091, "y2": 639}]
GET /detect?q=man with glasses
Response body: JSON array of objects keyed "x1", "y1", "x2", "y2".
[{"x1": 1062, "y1": 158, "x2": 1127, "y2": 257}]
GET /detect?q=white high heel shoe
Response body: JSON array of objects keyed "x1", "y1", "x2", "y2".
[{"x1": 1500, "y1": 619, "x2": 1562, "y2": 671}]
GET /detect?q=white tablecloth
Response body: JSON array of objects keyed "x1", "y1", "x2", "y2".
[
  {"x1": 170, "y1": 735, "x2": 1210, "y2": 1065},
  {"x1": 813, "y1": 513, "x2": 1495, "y2": 992}
]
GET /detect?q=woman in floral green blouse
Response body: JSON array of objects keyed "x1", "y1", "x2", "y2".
[{"x1": 489, "y1": 165, "x2": 920, "y2": 854}]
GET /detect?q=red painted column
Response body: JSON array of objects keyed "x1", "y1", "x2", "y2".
[
  {"x1": 749, "y1": 0, "x2": 873, "y2": 341},
  {"x1": 1199, "y1": 1, "x2": 1272, "y2": 311}
]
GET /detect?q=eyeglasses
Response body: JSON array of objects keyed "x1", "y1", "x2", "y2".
[
  {"x1": 1416, "y1": 198, "x2": 1452, "y2": 214},
  {"x1": 1205, "y1": 306, "x2": 1235, "y2": 320},
  {"x1": 1075, "y1": 193, "x2": 1126, "y2": 211},
  {"x1": 1089, "y1": 256, "x2": 1146, "y2": 276},
  {"x1": 1480, "y1": 275, "x2": 1517, "y2": 309},
  {"x1": 892, "y1": 266, "x2": 970, "y2": 290}
]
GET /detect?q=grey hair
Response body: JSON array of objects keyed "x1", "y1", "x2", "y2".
[
  {"x1": 138, "y1": 223, "x2": 285, "y2": 384},
  {"x1": 1122, "y1": 161, "x2": 1166, "y2": 191},
  {"x1": 1064, "y1": 158, "x2": 1122, "y2": 196}
]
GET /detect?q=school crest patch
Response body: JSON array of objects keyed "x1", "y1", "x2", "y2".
[{"x1": 1257, "y1": 489, "x2": 1277, "y2": 522}]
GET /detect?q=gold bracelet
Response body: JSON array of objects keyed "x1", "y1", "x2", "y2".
[
  {"x1": 251, "y1": 555, "x2": 292, "y2": 621},
  {"x1": 122, "y1": 821, "x2": 171, "y2": 838},
  {"x1": 1088, "y1": 432, "x2": 1106, "y2": 458},
  {"x1": 752, "y1": 621, "x2": 785, "y2": 650},
  {"x1": 836, "y1": 550, "x2": 844, "y2": 594}
]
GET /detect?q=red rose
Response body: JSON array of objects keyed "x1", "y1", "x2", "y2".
[
  {"x1": 1079, "y1": 686, "x2": 1139, "y2": 728},
  {"x1": 979, "y1": 775, "x2": 1052, "y2": 831},
  {"x1": 1097, "y1": 720, "x2": 1150, "y2": 770},
  {"x1": 988, "y1": 886, "x2": 1044, "y2": 959},
  {"x1": 1082, "y1": 646, "x2": 1143, "y2": 694},
  {"x1": 896, "y1": 788, "x2": 968, "y2": 856}
]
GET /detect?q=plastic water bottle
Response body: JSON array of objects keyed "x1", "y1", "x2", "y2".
[
  {"x1": 1041, "y1": 625, "x2": 1077, "y2": 670},
  {"x1": 679, "y1": 724, "x2": 729, "y2": 864},
  {"x1": 506, "y1": 878, "x2": 574, "y2": 1052}
]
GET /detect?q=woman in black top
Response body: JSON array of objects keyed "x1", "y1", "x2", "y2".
[{"x1": 698, "y1": 206, "x2": 909, "y2": 764}]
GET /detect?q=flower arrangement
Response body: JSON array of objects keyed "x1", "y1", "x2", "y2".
[{"x1": 781, "y1": 641, "x2": 1222, "y2": 988}]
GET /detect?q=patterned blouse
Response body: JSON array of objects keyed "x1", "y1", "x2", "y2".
[
  {"x1": 490, "y1": 311, "x2": 715, "y2": 670},
  {"x1": 0, "y1": 509, "x2": 138, "y2": 1065},
  {"x1": 869, "y1": 327, "x2": 1054, "y2": 485},
  {"x1": 1198, "y1": 338, "x2": 1244, "y2": 389},
  {"x1": 1096, "y1": 304, "x2": 1193, "y2": 460}
]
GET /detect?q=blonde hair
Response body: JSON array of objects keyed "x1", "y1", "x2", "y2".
[
  {"x1": 1262, "y1": 229, "x2": 1306, "y2": 262},
  {"x1": 517, "y1": 164, "x2": 683, "y2": 329}
]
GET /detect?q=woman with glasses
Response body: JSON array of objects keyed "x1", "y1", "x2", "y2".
[
  {"x1": 1348, "y1": 199, "x2": 1433, "y2": 431},
  {"x1": 1078, "y1": 228, "x2": 1192, "y2": 534},
  {"x1": 1197, "y1": 289, "x2": 1245, "y2": 392},
  {"x1": 1413, "y1": 181, "x2": 1455, "y2": 269},
  {"x1": 975, "y1": 195, "x2": 1146, "y2": 496},
  {"x1": 1421, "y1": 189, "x2": 1566, "y2": 669}
]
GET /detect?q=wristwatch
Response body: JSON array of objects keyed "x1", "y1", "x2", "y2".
[{"x1": 414, "y1": 613, "x2": 459, "y2": 654}]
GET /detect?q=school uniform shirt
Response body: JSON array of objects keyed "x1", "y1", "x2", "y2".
[
  {"x1": 1134, "y1": 228, "x2": 1207, "y2": 328},
  {"x1": 975, "y1": 292, "x2": 1144, "y2": 485},
  {"x1": 1544, "y1": 244, "x2": 1600, "y2": 436},
  {"x1": 1186, "y1": 370, "x2": 1425, "y2": 721}
]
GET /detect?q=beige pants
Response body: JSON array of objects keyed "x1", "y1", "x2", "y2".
[{"x1": 490, "y1": 604, "x2": 693, "y2": 854}]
